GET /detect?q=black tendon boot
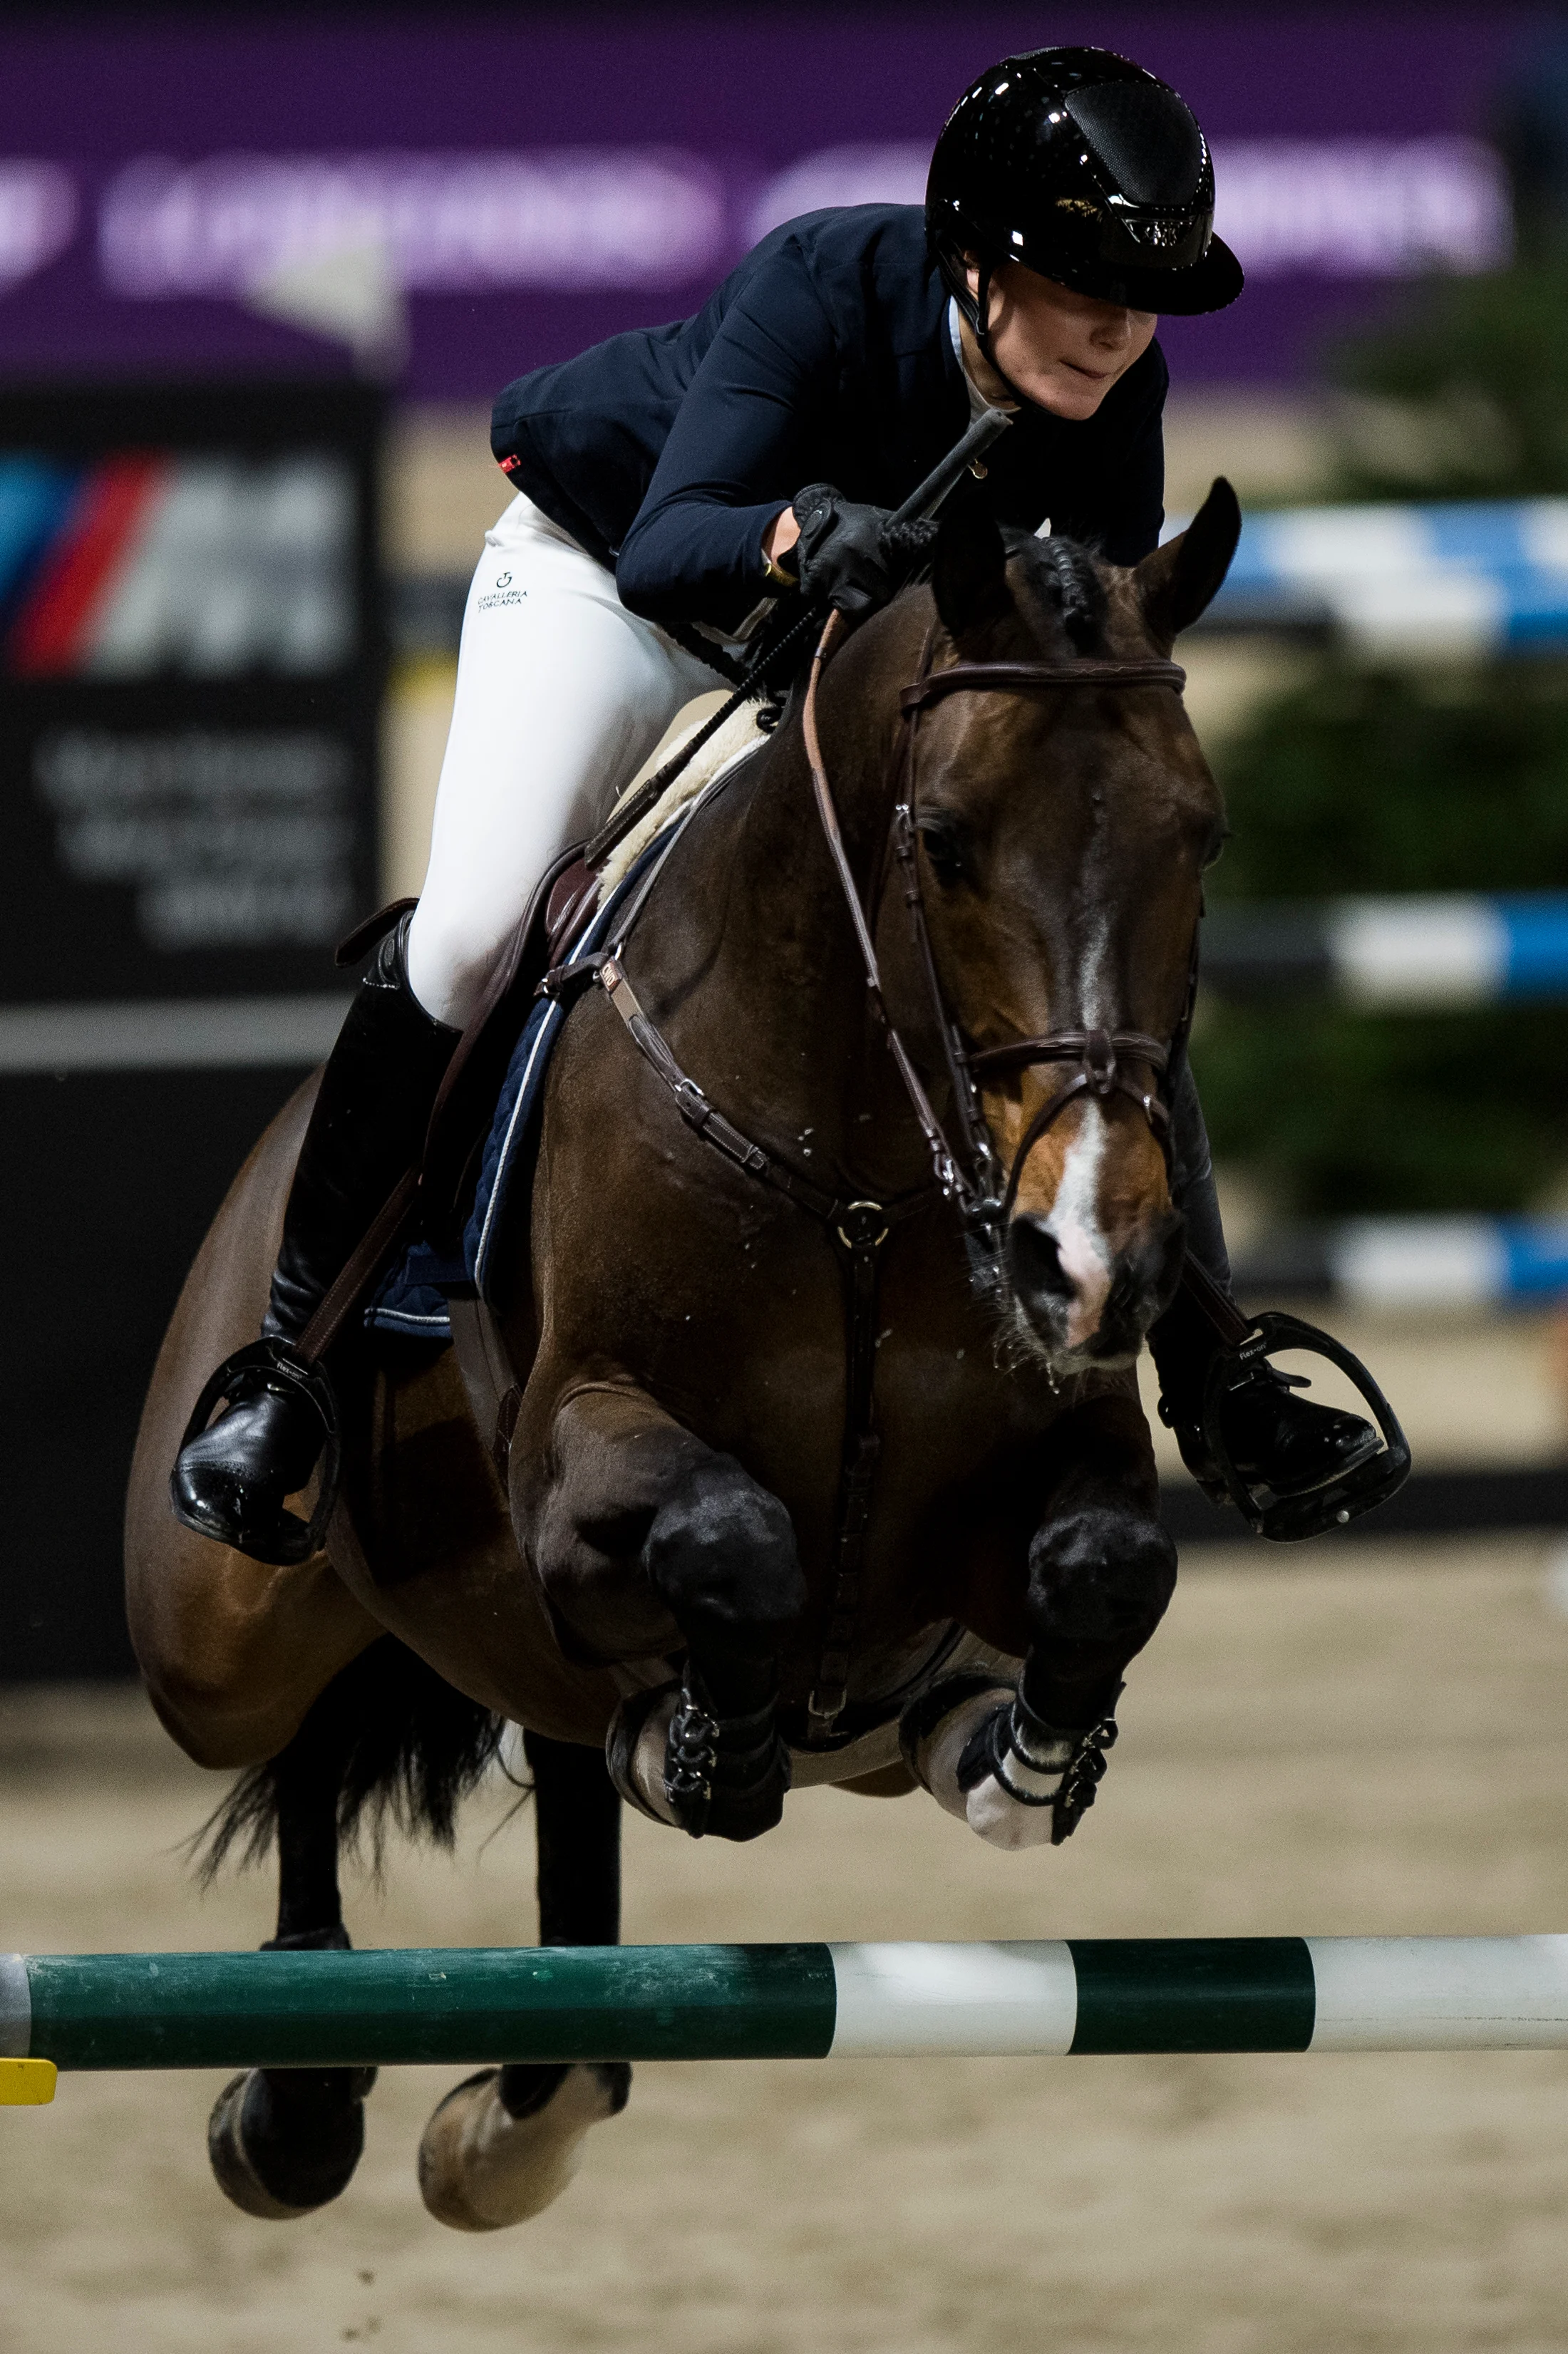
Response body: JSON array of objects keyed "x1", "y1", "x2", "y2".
[
  {"x1": 1151, "y1": 1062, "x2": 1380, "y2": 1505},
  {"x1": 171, "y1": 916, "x2": 458, "y2": 1561}
]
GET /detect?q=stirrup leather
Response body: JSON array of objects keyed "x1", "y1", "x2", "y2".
[
  {"x1": 172, "y1": 1338, "x2": 341, "y2": 1566},
  {"x1": 1200, "y1": 1311, "x2": 1410, "y2": 1542}
]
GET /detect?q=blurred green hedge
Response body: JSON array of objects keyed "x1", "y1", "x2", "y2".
[
  {"x1": 1197, "y1": 663, "x2": 1568, "y2": 1215},
  {"x1": 1192, "y1": 253, "x2": 1568, "y2": 1217},
  {"x1": 1329, "y1": 250, "x2": 1568, "y2": 500}
]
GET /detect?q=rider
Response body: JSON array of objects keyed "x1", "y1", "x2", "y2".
[{"x1": 172, "y1": 44, "x2": 1381, "y2": 1564}]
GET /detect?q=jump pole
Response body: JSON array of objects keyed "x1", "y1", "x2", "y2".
[{"x1": 6, "y1": 1937, "x2": 1568, "y2": 2099}]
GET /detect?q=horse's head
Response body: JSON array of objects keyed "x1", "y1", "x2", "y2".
[{"x1": 899, "y1": 480, "x2": 1239, "y2": 1373}]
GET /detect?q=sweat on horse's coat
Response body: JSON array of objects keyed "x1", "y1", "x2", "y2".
[{"x1": 127, "y1": 491, "x2": 1241, "y2": 2226}]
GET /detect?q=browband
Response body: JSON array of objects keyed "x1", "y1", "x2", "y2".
[{"x1": 899, "y1": 658, "x2": 1187, "y2": 713}]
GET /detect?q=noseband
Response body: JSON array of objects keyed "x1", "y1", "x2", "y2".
[{"x1": 801, "y1": 611, "x2": 1192, "y2": 1244}]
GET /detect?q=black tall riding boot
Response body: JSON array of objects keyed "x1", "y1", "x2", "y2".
[
  {"x1": 1150, "y1": 1058, "x2": 1379, "y2": 1504},
  {"x1": 171, "y1": 915, "x2": 459, "y2": 1561}
]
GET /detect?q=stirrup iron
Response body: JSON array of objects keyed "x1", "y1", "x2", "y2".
[
  {"x1": 1200, "y1": 1311, "x2": 1410, "y2": 1542},
  {"x1": 172, "y1": 1337, "x2": 341, "y2": 1566}
]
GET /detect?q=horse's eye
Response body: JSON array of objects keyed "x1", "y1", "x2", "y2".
[
  {"x1": 1202, "y1": 825, "x2": 1230, "y2": 873},
  {"x1": 917, "y1": 814, "x2": 974, "y2": 889}
]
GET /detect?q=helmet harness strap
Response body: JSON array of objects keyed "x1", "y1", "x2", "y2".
[{"x1": 939, "y1": 242, "x2": 1032, "y2": 413}]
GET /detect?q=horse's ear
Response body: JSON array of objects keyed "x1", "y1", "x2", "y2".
[
  {"x1": 1133, "y1": 477, "x2": 1242, "y2": 649},
  {"x1": 932, "y1": 496, "x2": 1011, "y2": 639}
]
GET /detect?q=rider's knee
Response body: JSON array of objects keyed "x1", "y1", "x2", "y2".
[
  {"x1": 641, "y1": 1455, "x2": 805, "y2": 1642},
  {"x1": 404, "y1": 907, "x2": 503, "y2": 1031}
]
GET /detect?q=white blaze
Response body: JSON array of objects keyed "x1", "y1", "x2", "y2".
[
  {"x1": 1043, "y1": 1105, "x2": 1112, "y2": 1348},
  {"x1": 1040, "y1": 913, "x2": 1115, "y2": 1348}
]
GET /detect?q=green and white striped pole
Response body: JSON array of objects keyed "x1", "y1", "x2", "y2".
[{"x1": 4, "y1": 1937, "x2": 1568, "y2": 2096}]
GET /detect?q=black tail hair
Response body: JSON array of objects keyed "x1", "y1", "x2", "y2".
[{"x1": 192, "y1": 1636, "x2": 508, "y2": 1884}]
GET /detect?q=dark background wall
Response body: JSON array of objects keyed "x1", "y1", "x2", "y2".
[
  {"x1": 1, "y1": 1065, "x2": 309, "y2": 1676},
  {"x1": 0, "y1": 382, "x2": 382, "y2": 1680}
]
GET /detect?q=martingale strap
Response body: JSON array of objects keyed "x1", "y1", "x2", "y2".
[
  {"x1": 574, "y1": 610, "x2": 1196, "y2": 1737},
  {"x1": 587, "y1": 942, "x2": 930, "y2": 1742},
  {"x1": 596, "y1": 953, "x2": 929, "y2": 1237},
  {"x1": 795, "y1": 617, "x2": 1195, "y2": 1724}
]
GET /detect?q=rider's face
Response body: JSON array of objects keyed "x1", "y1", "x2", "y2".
[{"x1": 963, "y1": 259, "x2": 1157, "y2": 420}]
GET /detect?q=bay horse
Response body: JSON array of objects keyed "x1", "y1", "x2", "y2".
[{"x1": 124, "y1": 482, "x2": 1239, "y2": 2229}]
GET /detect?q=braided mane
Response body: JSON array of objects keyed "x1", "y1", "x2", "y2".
[{"x1": 1012, "y1": 531, "x2": 1107, "y2": 653}]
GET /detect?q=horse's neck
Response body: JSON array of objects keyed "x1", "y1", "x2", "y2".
[{"x1": 634, "y1": 634, "x2": 936, "y2": 1196}]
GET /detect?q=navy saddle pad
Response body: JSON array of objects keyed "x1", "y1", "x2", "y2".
[{"x1": 368, "y1": 842, "x2": 659, "y2": 1342}]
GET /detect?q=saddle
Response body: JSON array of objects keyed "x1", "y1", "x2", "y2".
[
  {"x1": 335, "y1": 847, "x2": 599, "y2": 1257},
  {"x1": 400, "y1": 693, "x2": 772, "y2": 1248},
  {"x1": 416, "y1": 847, "x2": 600, "y2": 1245}
]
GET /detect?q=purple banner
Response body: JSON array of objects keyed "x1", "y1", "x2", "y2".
[{"x1": 0, "y1": 10, "x2": 1552, "y2": 397}]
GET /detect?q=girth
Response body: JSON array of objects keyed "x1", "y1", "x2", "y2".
[{"x1": 564, "y1": 608, "x2": 1192, "y2": 1738}]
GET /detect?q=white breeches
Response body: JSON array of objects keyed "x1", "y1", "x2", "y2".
[{"x1": 405, "y1": 493, "x2": 723, "y2": 1029}]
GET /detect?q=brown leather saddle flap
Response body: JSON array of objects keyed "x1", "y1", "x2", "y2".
[{"x1": 418, "y1": 845, "x2": 600, "y2": 1239}]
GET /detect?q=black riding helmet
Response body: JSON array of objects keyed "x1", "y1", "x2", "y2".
[{"x1": 927, "y1": 46, "x2": 1244, "y2": 343}]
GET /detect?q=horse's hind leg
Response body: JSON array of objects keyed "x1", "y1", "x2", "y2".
[
  {"x1": 207, "y1": 1693, "x2": 376, "y2": 2220},
  {"x1": 418, "y1": 1732, "x2": 629, "y2": 2231}
]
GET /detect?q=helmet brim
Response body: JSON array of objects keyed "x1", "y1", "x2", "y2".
[{"x1": 1043, "y1": 234, "x2": 1244, "y2": 317}]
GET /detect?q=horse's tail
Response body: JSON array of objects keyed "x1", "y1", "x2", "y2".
[{"x1": 191, "y1": 1636, "x2": 509, "y2": 1882}]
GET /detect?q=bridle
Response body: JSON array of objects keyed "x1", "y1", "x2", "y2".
[
  {"x1": 801, "y1": 609, "x2": 1192, "y2": 1250},
  {"x1": 579, "y1": 602, "x2": 1195, "y2": 1739}
]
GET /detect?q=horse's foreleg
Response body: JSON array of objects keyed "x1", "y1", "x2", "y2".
[
  {"x1": 207, "y1": 1686, "x2": 377, "y2": 2219},
  {"x1": 907, "y1": 1393, "x2": 1175, "y2": 1852},
  {"x1": 418, "y1": 1733, "x2": 629, "y2": 2231},
  {"x1": 518, "y1": 1380, "x2": 806, "y2": 1842}
]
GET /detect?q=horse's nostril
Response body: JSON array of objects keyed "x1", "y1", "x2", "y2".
[{"x1": 1006, "y1": 1216, "x2": 1075, "y2": 1306}]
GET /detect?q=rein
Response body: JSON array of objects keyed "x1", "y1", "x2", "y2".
[
  {"x1": 803, "y1": 609, "x2": 1187, "y2": 1235},
  {"x1": 583, "y1": 604, "x2": 1191, "y2": 1739}
]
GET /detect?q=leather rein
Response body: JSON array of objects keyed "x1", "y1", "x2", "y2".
[
  {"x1": 804, "y1": 611, "x2": 1190, "y2": 1238},
  {"x1": 579, "y1": 606, "x2": 1190, "y2": 1740}
]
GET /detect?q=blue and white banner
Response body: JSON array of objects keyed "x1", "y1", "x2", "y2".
[
  {"x1": 1205, "y1": 893, "x2": 1568, "y2": 1004},
  {"x1": 1235, "y1": 1216, "x2": 1568, "y2": 1306},
  {"x1": 1190, "y1": 501, "x2": 1568, "y2": 654}
]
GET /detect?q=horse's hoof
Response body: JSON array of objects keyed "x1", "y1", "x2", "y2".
[
  {"x1": 417, "y1": 2060, "x2": 630, "y2": 2232},
  {"x1": 208, "y1": 2065, "x2": 376, "y2": 2219},
  {"x1": 607, "y1": 1677, "x2": 790, "y2": 1842},
  {"x1": 606, "y1": 1684, "x2": 682, "y2": 1826},
  {"x1": 899, "y1": 1678, "x2": 1060, "y2": 1847}
]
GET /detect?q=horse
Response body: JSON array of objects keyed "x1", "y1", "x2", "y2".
[{"x1": 124, "y1": 480, "x2": 1240, "y2": 2230}]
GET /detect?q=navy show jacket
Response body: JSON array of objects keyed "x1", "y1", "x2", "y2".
[{"x1": 491, "y1": 205, "x2": 1167, "y2": 634}]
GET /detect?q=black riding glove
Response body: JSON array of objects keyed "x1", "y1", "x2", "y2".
[{"x1": 787, "y1": 484, "x2": 933, "y2": 620}]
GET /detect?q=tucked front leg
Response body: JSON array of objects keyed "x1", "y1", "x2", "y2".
[
  {"x1": 904, "y1": 1394, "x2": 1176, "y2": 1852},
  {"x1": 516, "y1": 1379, "x2": 807, "y2": 1841}
]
